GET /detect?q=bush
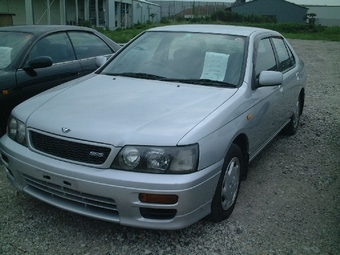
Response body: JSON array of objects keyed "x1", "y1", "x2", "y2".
[
  {"x1": 211, "y1": 10, "x2": 276, "y2": 24},
  {"x1": 160, "y1": 17, "x2": 170, "y2": 24},
  {"x1": 80, "y1": 20, "x2": 92, "y2": 28}
]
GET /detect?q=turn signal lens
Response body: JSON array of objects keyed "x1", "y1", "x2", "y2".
[{"x1": 139, "y1": 193, "x2": 178, "y2": 204}]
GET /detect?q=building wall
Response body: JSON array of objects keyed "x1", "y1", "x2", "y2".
[
  {"x1": 132, "y1": 0, "x2": 160, "y2": 24},
  {"x1": 0, "y1": 0, "x2": 73, "y2": 25},
  {"x1": 231, "y1": 0, "x2": 308, "y2": 24},
  {"x1": 32, "y1": 0, "x2": 61, "y2": 25},
  {"x1": 0, "y1": 0, "x2": 159, "y2": 28},
  {"x1": 151, "y1": 1, "x2": 231, "y2": 19},
  {"x1": 0, "y1": 0, "x2": 26, "y2": 25},
  {"x1": 306, "y1": 6, "x2": 340, "y2": 26}
]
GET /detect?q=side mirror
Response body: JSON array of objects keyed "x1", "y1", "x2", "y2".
[
  {"x1": 95, "y1": 56, "x2": 108, "y2": 67},
  {"x1": 258, "y1": 71, "x2": 283, "y2": 87},
  {"x1": 24, "y1": 56, "x2": 53, "y2": 69}
]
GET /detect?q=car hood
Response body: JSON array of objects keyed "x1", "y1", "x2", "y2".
[{"x1": 22, "y1": 75, "x2": 237, "y2": 146}]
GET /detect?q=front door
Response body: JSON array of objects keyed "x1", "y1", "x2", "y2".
[
  {"x1": 249, "y1": 37, "x2": 284, "y2": 157},
  {"x1": 15, "y1": 32, "x2": 83, "y2": 103}
]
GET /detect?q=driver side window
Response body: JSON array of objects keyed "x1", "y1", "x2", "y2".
[
  {"x1": 28, "y1": 33, "x2": 75, "y2": 64},
  {"x1": 255, "y1": 38, "x2": 277, "y2": 77}
]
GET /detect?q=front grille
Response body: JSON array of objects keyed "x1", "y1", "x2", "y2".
[
  {"x1": 23, "y1": 174, "x2": 119, "y2": 220},
  {"x1": 30, "y1": 131, "x2": 111, "y2": 165}
]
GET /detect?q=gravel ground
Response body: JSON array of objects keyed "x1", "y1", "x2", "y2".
[{"x1": 1, "y1": 39, "x2": 339, "y2": 255}]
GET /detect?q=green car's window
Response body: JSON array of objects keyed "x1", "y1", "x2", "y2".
[
  {"x1": 0, "y1": 32, "x2": 33, "y2": 69},
  {"x1": 68, "y1": 32, "x2": 113, "y2": 59},
  {"x1": 28, "y1": 32, "x2": 75, "y2": 64}
]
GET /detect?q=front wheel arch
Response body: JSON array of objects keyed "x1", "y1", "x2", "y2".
[
  {"x1": 233, "y1": 134, "x2": 249, "y2": 181},
  {"x1": 208, "y1": 143, "x2": 243, "y2": 223}
]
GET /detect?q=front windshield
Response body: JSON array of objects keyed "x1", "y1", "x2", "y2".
[
  {"x1": 102, "y1": 31, "x2": 246, "y2": 87},
  {"x1": 0, "y1": 31, "x2": 33, "y2": 69}
]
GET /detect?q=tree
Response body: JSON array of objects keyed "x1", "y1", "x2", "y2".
[{"x1": 304, "y1": 13, "x2": 317, "y2": 28}]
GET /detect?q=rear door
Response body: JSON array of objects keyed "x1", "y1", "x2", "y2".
[
  {"x1": 68, "y1": 31, "x2": 115, "y2": 75},
  {"x1": 271, "y1": 37, "x2": 299, "y2": 121},
  {"x1": 15, "y1": 32, "x2": 83, "y2": 103}
]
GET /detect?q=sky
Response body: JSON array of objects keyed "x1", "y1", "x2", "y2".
[{"x1": 286, "y1": 0, "x2": 340, "y2": 5}]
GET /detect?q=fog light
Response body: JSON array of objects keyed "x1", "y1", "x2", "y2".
[{"x1": 139, "y1": 193, "x2": 178, "y2": 204}]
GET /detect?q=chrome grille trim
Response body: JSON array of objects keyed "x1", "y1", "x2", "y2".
[{"x1": 23, "y1": 174, "x2": 119, "y2": 217}]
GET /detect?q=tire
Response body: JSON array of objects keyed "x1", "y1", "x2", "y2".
[
  {"x1": 208, "y1": 143, "x2": 243, "y2": 222},
  {"x1": 282, "y1": 95, "x2": 301, "y2": 136}
]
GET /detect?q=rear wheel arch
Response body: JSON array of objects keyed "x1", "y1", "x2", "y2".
[
  {"x1": 282, "y1": 89, "x2": 304, "y2": 136},
  {"x1": 299, "y1": 88, "x2": 305, "y2": 116}
]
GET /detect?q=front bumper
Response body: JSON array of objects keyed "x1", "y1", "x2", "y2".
[{"x1": 0, "y1": 135, "x2": 222, "y2": 230}]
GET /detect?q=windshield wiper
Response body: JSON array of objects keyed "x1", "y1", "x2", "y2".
[
  {"x1": 161, "y1": 78, "x2": 236, "y2": 88},
  {"x1": 111, "y1": 72, "x2": 165, "y2": 80},
  {"x1": 109, "y1": 73, "x2": 236, "y2": 87}
]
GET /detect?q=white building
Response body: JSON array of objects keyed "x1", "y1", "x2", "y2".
[
  {"x1": 0, "y1": 0, "x2": 160, "y2": 29},
  {"x1": 305, "y1": 5, "x2": 340, "y2": 26},
  {"x1": 151, "y1": 1, "x2": 232, "y2": 19}
]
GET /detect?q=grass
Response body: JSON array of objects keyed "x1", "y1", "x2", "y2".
[
  {"x1": 282, "y1": 26, "x2": 340, "y2": 41},
  {"x1": 101, "y1": 21, "x2": 340, "y2": 43}
]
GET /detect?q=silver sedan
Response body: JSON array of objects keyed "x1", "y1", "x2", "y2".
[{"x1": 0, "y1": 24, "x2": 307, "y2": 230}]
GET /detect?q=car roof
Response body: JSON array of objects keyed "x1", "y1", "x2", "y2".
[
  {"x1": 147, "y1": 24, "x2": 279, "y2": 37},
  {"x1": 0, "y1": 25, "x2": 97, "y2": 35}
]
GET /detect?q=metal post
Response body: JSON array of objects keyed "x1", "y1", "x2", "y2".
[
  {"x1": 25, "y1": 0, "x2": 34, "y2": 25},
  {"x1": 95, "y1": 0, "x2": 99, "y2": 26},
  {"x1": 75, "y1": 0, "x2": 79, "y2": 25}
]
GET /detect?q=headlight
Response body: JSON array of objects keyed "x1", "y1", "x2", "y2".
[
  {"x1": 7, "y1": 116, "x2": 27, "y2": 146},
  {"x1": 112, "y1": 144, "x2": 199, "y2": 174},
  {"x1": 118, "y1": 146, "x2": 141, "y2": 169}
]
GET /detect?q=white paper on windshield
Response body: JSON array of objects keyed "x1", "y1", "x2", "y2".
[
  {"x1": 0, "y1": 47, "x2": 12, "y2": 69},
  {"x1": 201, "y1": 52, "x2": 229, "y2": 82}
]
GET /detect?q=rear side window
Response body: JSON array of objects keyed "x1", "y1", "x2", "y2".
[
  {"x1": 255, "y1": 38, "x2": 277, "y2": 77},
  {"x1": 272, "y1": 38, "x2": 295, "y2": 72},
  {"x1": 68, "y1": 32, "x2": 113, "y2": 59}
]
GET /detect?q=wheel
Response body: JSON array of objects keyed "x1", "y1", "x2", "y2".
[
  {"x1": 282, "y1": 95, "x2": 301, "y2": 135},
  {"x1": 208, "y1": 143, "x2": 243, "y2": 222}
]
